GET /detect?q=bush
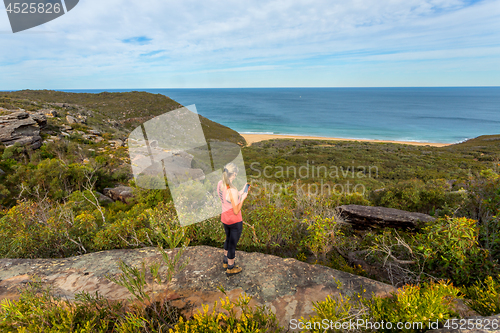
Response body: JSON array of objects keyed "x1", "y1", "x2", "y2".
[
  {"x1": 462, "y1": 274, "x2": 500, "y2": 316},
  {"x1": 372, "y1": 179, "x2": 454, "y2": 214},
  {"x1": 302, "y1": 280, "x2": 461, "y2": 333},
  {"x1": 366, "y1": 280, "x2": 461, "y2": 333},
  {"x1": 0, "y1": 277, "x2": 125, "y2": 332},
  {"x1": 243, "y1": 202, "x2": 299, "y2": 253},
  {"x1": 301, "y1": 215, "x2": 344, "y2": 261},
  {"x1": 300, "y1": 291, "x2": 367, "y2": 333},
  {"x1": 170, "y1": 293, "x2": 284, "y2": 333},
  {"x1": 415, "y1": 217, "x2": 497, "y2": 286},
  {"x1": 0, "y1": 199, "x2": 95, "y2": 258},
  {"x1": 93, "y1": 203, "x2": 152, "y2": 250}
]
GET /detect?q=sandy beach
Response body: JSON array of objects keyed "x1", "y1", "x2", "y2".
[{"x1": 241, "y1": 133, "x2": 452, "y2": 147}]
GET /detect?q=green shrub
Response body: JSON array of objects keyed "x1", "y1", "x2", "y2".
[
  {"x1": 301, "y1": 215, "x2": 344, "y2": 261},
  {"x1": 366, "y1": 280, "x2": 461, "y2": 333},
  {"x1": 302, "y1": 280, "x2": 461, "y2": 333},
  {"x1": 372, "y1": 179, "x2": 454, "y2": 214},
  {"x1": 93, "y1": 203, "x2": 152, "y2": 250},
  {"x1": 462, "y1": 275, "x2": 500, "y2": 316},
  {"x1": 415, "y1": 217, "x2": 497, "y2": 286},
  {"x1": 170, "y1": 293, "x2": 284, "y2": 333},
  {"x1": 0, "y1": 277, "x2": 125, "y2": 332},
  {"x1": 0, "y1": 199, "x2": 95, "y2": 258},
  {"x1": 300, "y1": 292, "x2": 367, "y2": 332},
  {"x1": 243, "y1": 202, "x2": 299, "y2": 253}
]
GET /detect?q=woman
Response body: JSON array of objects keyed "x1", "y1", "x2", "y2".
[{"x1": 217, "y1": 162, "x2": 249, "y2": 276}]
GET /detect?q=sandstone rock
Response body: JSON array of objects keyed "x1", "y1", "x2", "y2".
[
  {"x1": 132, "y1": 150, "x2": 205, "y2": 187},
  {"x1": 97, "y1": 191, "x2": 114, "y2": 204},
  {"x1": 30, "y1": 113, "x2": 47, "y2": 128},
  {"x1": 66, "y1": 115, "x2": 78, "y2": 124},
  {"x1": 103, "y1": 186, "x2": 134, "y2": 203},
  {"x1": 63, "y1": 125, "x2": 73, "y2": 131},
  {"x1": 89, "y1": 130, "x2": 102, "y2": 136},
  {"x1": 110, "y1": 139, "x2": 124, "y2": 147},
  {"x1": 0, "y1": 246, "x2": 396, "y2": 328},
  {"x1": 338, "y1": 205, "x2": 435, "y2": 229},
  {"x1": 0, "y1": 111, "x2": 44, "y2": 149},
  {"x1": 450, "y1": 298, "x2": 480, "y2": 318}
]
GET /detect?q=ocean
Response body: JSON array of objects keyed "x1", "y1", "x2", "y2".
[{"x1": 61, "y1": 87, "x2": 500, "y2": 144}]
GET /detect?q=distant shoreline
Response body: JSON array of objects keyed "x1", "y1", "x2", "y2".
[{"x1": 240, "y1": 133, "x2": 452, "y2": 147}]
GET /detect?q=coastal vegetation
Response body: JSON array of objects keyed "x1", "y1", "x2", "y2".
[{"x1": 0, "y1": 91, "x2": 499, "y2": 332}]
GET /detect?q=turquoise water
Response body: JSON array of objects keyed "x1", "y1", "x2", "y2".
[{"x1": 61, "y1": 87, "x2": 500, "y2": 144}]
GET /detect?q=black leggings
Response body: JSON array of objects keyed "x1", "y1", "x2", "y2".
[{"x1": 223, "y1": 221, "x2": 243, "y2": 260}]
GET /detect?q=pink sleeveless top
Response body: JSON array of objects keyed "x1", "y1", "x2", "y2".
[{"x1": 217, "y1": 180, "x2": 242, "y2": 225}]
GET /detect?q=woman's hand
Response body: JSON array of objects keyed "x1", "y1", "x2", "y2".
[
  {"x1": 239, "y1": 183, "x2": 250, "y2": 195},
  {"x1": 241, "y1": 191, "x2": 248, "y2": 201}
]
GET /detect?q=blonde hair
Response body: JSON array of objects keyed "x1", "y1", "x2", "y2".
[{"x1": 222, "y1": 162, "x2": 238, "y2": 189}]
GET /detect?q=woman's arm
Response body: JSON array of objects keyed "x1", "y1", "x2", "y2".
[{"x1": 227, "y1": 187, "x2": 247, "y2": 215}]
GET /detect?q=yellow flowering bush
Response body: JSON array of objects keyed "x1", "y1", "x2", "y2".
[
  {"x1": 169, "y1": 294, "x2": 284, "y2": 333},
  {"x1": 462, "y1": 274, "x2": 500, "y2": 316}
]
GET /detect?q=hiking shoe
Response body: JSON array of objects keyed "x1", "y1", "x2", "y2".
[
  {"x1": 226, "y1": 264, "x2": 242, "y2": 276},
  {"x1": 223, "y1": 263, "x2": 228, "y2": 269},
  {"x1": 223, "y1": 255, "x2": 228, "y2": 269}
]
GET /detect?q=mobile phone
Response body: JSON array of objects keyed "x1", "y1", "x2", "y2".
[{"x1": 243, "y1": 184, "x2": 250, "y2": 193}]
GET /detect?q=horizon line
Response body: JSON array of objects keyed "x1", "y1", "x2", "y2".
[{"x1": 1, "y1": 85, "x2": 500, "y2": 91}]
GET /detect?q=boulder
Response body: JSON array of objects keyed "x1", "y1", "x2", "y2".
[
  {"x1": 66, "y1": 115, "x2": 78, "y2": 124},
  {"x1": 103, "y1": 186, "x2": 134, "y2": 203},
  {"x1": 0, "y1": 111, "x2": 45, "y2": 149},
  {"x1": 96, "y1": 191, "x2": 114, "y2": 204},
  {"x1": 109, "y1": 139, "x2": 124, "y2": 147},
  {"x1": 30, "y1": 113, "x2": 47, "y2": 128},
  {"x1": 0, "y1": 168, "x2": 4, "y2": 175},
  {"x1": 89, "y1": 130, "x2": 102, "y2": 136},
  {"x1": 0, "y1": 246, "x2": 396, "y2": 329},
  {"x1": 338, "y1": 205, "x2": 435, "y2": 229}
]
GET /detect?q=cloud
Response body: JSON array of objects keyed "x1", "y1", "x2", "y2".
[{"x1": 0, "y1": 0, "x2": 498, "y2": 88}]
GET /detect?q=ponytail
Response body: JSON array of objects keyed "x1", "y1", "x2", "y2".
[{"x1": 222, "y1": 163, "x2": 238, "y2": 189}]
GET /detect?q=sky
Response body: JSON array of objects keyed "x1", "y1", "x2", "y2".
[{"x1": 0, "y1": 0, "x2": 499, "y2": 89}]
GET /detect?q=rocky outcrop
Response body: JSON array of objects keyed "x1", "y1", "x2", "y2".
[
  {"x1": 97, "y1": 191, "x2": 114, "y2": 204},
  {"x1": 0, "y1": 111, "x2": 47, "y2": 149},
  {"x1": 109, "y1": 139, "x2": 124, "y2": 147},
  {"x1": 0, "y1": 246, "x2": 395, "y2": 329},
  {"x1": 66, "y1": 115, "x2": 78, "y2": 124},
  {"x1": 338, "y1": 204, "x2": 435, "y2": 229},
  {"x1": 103, "y1": 186, "x2": 134, "y2": 203}
]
